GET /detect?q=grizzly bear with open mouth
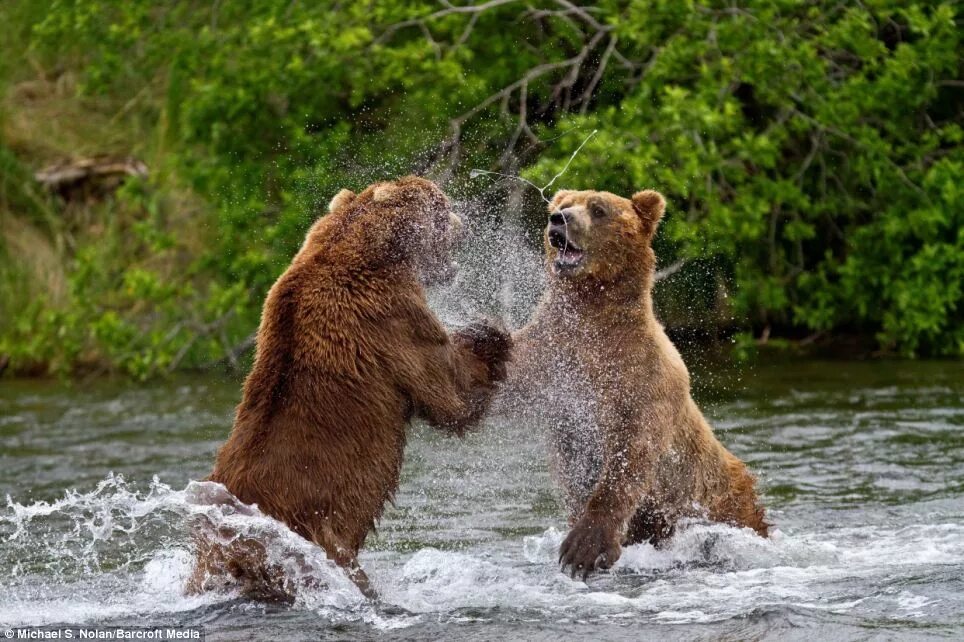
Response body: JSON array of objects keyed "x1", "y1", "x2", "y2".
[{"x1": 505, "y1": 188, "x2": 767, "y2": 579}]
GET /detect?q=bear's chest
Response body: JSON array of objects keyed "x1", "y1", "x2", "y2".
[{"x1": 525, "y1": 346, "x2": 606, "y2": 498}]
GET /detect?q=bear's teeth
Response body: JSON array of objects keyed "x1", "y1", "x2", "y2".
[{"x1": 560, "y1": 248, "x2": 584, "y2": 265}]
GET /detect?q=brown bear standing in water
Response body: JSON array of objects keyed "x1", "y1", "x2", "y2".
[
  {"x1": 189, "y1": 176, "x2": 511, "y2": 600},
  {"x1": 504, "y1": 188, "x2": 766, "y2": 579}
]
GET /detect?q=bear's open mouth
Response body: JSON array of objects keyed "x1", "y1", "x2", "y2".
[
  {"x1": 555, "y1": 246, "x2": 585, "y2": 269},
  {"x1": 548, "y1": 229, "x2": 585, "y2": 272}
]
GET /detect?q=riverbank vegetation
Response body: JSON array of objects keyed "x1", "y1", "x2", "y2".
[{"x1": 0, "y1": 1, "x2": 960, "y2": 378}]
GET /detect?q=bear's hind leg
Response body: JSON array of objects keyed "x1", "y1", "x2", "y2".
[
  {"x1": 309, "y1": 523, "x2": 378, "y2": 600},
  {"x1": 710, "y1": 455, "x2": 769, "y2": 537},
  {"x1": 624, "y1": 502, "x2": 675, "y2": 548}
]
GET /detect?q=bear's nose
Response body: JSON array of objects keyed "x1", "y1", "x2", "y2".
[{"x1": 549, "y1": 209, "x2": 570, "y2": 226}]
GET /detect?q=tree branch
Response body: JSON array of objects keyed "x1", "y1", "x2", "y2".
[{"x1": 375, "y1": 0, "x2": 522, "y2": 45}]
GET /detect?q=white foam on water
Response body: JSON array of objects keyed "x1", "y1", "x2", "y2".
[
  {"x1": 373, "y1": 520, "x2": 962, "y2": 626},
  {"x1": 2, "y1": 475, "x2": 961, "y2": 630},
  {"x1": 894, "y1": 590, "x2": 937, "y2": 617},
  {"x1": 1, "y1": 476, "x2": 365, "y2": 627}
]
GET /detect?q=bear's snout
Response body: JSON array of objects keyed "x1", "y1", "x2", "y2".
[
  {"x1": 547, "y1": 208, "x2": 581, "y2": 250},
  {"x1": 547, "y1": 227, "x2": 568, "y2": 249},
  {"x1": 549, "y1": 209, "x2": 571, "y2": 226}
]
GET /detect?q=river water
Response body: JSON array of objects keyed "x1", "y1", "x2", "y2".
[{"x1": 1, "y1": 359, "x2": 962, "y2": 640}]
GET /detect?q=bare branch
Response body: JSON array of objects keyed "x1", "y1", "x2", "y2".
[
  {"x1": 439, "y1": 46, "x2": 599, "y2": 172},
  {"x1": 207, "y1": 331, "x2": 256, "y2": 372},
  {"x1": 552, "y1": 0, "x2": 606, "y2": 31},
  {"x1": 166, "y1": 308, "x2": 239, "y2": 373},
  {"x1": 455, "y1": 11, "x2": 480, "y2": 47},
  {"x1": 579, "y1": 34, "x2": 617, "y2": 114},
  {"x1": 376, "y1": 0, "x2": 522, "y2": 45},
  {"x1": 418, "y1": 22, "x2": 443, "y2": 60},
  {"x1": 789, "y1": 105, "x2": 927, "y2": 198},
  {"x1": 377, "y1": 1, "x2": 637, "y2": 174},
  {"x1": 452, "y1": 57, "x2": 584, "y2": 127}
]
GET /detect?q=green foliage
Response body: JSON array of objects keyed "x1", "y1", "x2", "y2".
[
  {"x1": 0, "y1": 0, "x2": 961, "y2": 377},
  {"x1": 527, "y1": 1, "x2": 963, "y2": 356}
]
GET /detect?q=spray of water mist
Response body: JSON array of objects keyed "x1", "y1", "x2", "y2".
[
  {"x1": 426, "y1": 131, "x2": 599, "y2": 330},
  {"x1": 465, "y1": 129, "x2": 598, "y2": 298}
]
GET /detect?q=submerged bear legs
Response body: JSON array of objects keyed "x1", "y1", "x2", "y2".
[
  {"x1": 185, "y1": 487, "x2": 382, "y2": 602},
  {"x1": 186, "y1": 518, "x2": 296, "y2": 603},
  {"x1": 187, "y1": 516, "x2": 378, "y2": 602},
  {"x1": 306, "y1": 521, "x2": 377, "y2": 600},
  {"x1": 624, "y1": 501, "x2": 676, "y2": 547}
]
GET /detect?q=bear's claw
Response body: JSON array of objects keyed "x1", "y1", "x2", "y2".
[
  {"x1": 558, "y1": 517, "x2": 621, "y2": 581},
  {"x1": 454, "y1": 320, "x2": 513, "y2": 382}
]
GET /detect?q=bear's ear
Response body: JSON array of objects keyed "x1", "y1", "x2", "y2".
[
  {"x1": 328, "y1": 189, "x2": 356, "y2": 213},
  {"x1": 631, "y1": 189, "x2": 666, "y2": 236}
]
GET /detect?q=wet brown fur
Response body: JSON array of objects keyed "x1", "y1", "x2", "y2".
[
  {"x1": 188, "y1": 176, "x2": 511, "y2": 599},
  {"x1": 506, "y1": 189, "x2": 767, "y2": 578}
]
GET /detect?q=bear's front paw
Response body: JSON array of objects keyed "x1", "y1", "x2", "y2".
[
  {"x1": 454, "y1": 320, "x2": 513, "y2": 382},
  {"x1": 558, "y1": 514, "x2": 622, "y2": 581}
]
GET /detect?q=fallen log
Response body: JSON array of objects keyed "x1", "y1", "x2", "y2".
[{"x1": 35, "y1": 156, "x2": 148, "y2": 200}]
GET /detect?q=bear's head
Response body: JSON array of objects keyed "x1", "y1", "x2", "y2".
[
  {"x1": 543, "y1": 189, "x2": 665, "y2": 286},
  {"x1": 324, "y1": 176, "x2": 464, "y2": 285}
]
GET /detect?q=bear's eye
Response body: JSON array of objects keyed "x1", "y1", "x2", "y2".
[{"x1": 589, "y1": 202, "x2": 608, "y2": 219}]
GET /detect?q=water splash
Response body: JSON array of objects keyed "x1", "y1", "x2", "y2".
[
  {"x1": 435, "y1": 129, "x2": 600, "y2": 329},
  {"x1": 1, "y1": 475, "x2": 366, "y2": 627},
  {"x1": 2, "y1": 467, "x2": 962, "y2": 632},
  {"x1": 426, "y1": 206, "x2": 545, "y2": 330},
  {"x1": 469, "y1": 129, "x2": 598, "y2": 203}
]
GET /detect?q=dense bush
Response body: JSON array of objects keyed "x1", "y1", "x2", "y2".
[
  {"x1": 528, "y1": 1, "x2": 963, "y2": 356},
  {"x1": 0, "y1": 0, "x2": 960, "y2": 377}
]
